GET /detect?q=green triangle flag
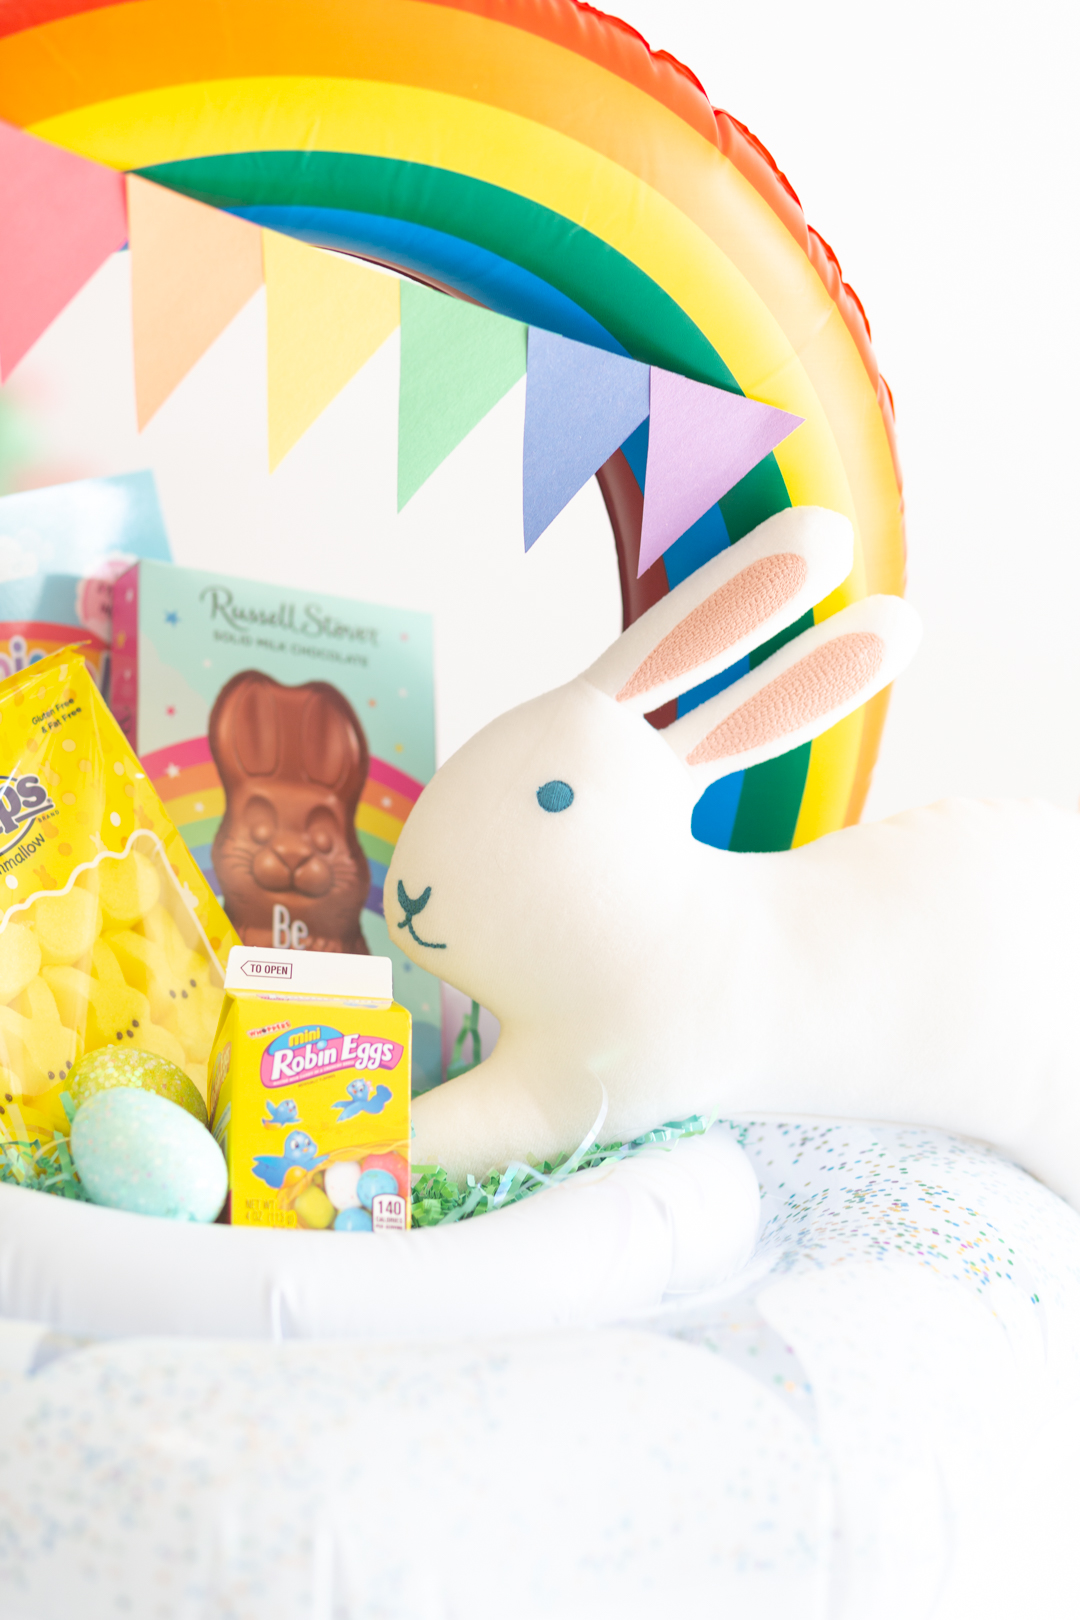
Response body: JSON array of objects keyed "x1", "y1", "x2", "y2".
[{"x1": 398, "y1": 282, "x2": 527, "y2": 510}]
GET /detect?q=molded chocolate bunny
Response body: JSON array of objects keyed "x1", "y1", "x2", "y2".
[{"x1": 209, "y1": 672, "x2": 371, "y2": 955}]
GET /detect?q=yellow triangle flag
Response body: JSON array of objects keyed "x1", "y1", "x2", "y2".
[
  {"x1": 127, "y1": 175, "x2": 264, "y2": 429},
  {"x1": 263, "y1": 231, "x2": 401, "y2": 470}
]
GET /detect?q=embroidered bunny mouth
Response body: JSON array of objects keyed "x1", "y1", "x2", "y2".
[{"x1": 395, "y1": 880, "x2": 446, "y2": 950}]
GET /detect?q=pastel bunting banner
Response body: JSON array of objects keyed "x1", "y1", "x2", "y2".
[
  {"x1": 0, "y1": 120, "x2": 127, "y2": 381},
  {"x1": 398, "y1": 281, "x2": 527, "y2": 511},
  {"x1": 522, "y1": 329, "x2": 649, "y2": 550},
  {"x1": 127, "y1": 175, "x2": 264, "y2": 429},
  {"x1": 638, "y1": 370, "x2": 804, "y2": 576},
  {"x1": 0, "y1": 128, "x2": 805, "y2": 555},
  {"x1": 263, "y1": 230, "x2": 401, "y2": 471}
]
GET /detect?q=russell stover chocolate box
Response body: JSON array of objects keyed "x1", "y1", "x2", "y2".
[{"x1": 110, "y1": 559, "x2": 443, "y2": 1093}]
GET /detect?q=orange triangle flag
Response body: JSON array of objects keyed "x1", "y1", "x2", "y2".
[
  {"x1": 263, "y1": 230, "x2": 400, "y2": 470},
  {"x1": 128, "y1": 175, "x2": 263, "y2": 428}
]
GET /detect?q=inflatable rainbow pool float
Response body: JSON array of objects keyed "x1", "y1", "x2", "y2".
[
  {"x1": 0, "y1": 0, "x2": 905, "y2": 855},
  {"x1": 3, "y1": 9, "x2": 1080, "y2": 1614}
]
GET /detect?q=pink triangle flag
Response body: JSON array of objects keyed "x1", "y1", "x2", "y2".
[
  {"x1": 638, "y1": 368, "x2": 803, "y2": 576},
  {"x1": 0, "y1": 121, "x2": 128, "y2": 381}
]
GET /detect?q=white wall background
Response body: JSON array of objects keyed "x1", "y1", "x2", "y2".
[
  {"x1": 3, "y1": 0, "x2": 1078, "y2": 816},
  {"x1": 626, "y1": 0, "x2": 1080, "y2": 818}
]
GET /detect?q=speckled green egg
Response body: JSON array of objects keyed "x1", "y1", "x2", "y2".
[
  {"x1": 68, "y1": 1046, "x2": 207, "y2": 1126},
  {"x1": 70, "y1": 1087, "x2": 227, "y2": 1222}
]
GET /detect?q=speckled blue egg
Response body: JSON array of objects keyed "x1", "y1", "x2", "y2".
[
  {"x1": 70, "y1": 1087, "x2": 227, "y2": 1222},
  {"x1": 334, "y1": 1206, "x2": 373, "y2": 1233},
  {"x1": 355, "y1": 1168, "x2": 398, "y2": 1210}
]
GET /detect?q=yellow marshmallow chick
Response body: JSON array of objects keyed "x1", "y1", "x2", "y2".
[
  {"x1": 165, "y1": 985, "x2": 221, "y2": 1065},
  {"x1": 86, "y1": 851, "x2": 161, "y2": 931},
  {"x1": 0, "y1": 652, "x2": 240, "y2": 1112},
  {"x1": 108, "y1": 927, "x2": 193, "y2": 1019},
  {"x1": 91, "y1": 936, "x2": 127, "y2": 988},
  {"x1": 0, "y1": 1004, "x2": 78, "y2": 1097},
  {"x1": 11, "y1": 1085, "x2": 71, "y2": 1137},
  {"x1": 30, "y1": 888, "x2": 102, "y2": 967},
  {"x1": 44, "y1": 964, "x2": 147, "y2": 1047},
  {"x1": 107, "y1": 928, "x2": 221, "y2": 1063},
  {"x1": 5, "y1": 978, "x2": 81, "y2": 1131},
  {"x1": 0, "y1": 923, "x2": 42, "y2": 1005},
  {"x1": 0, "y1": 1074, "x2": 62, "y2": 1143},
  {"x1": 43, "y1": 963, "x2": 188, "y2": 1068},
  {"x1": 130, "y1": 1021, "x2": 190, "y2": 1068},
  {"x1": 139, "y1": 905, "x2": 214, "y2": 980},
  {"x1": 13, "y1": 974, "x2": 63, "y2": 1024},
  {"x1": 0, "y1": 1067, "x2": 25, "y2": 1138}
]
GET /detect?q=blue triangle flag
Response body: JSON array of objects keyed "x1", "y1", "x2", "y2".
[{"x1": 522, "y1": 329, "x2": 650, "y2": 549}]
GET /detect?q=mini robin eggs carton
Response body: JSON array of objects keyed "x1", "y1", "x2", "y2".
[
  {"x1": 208, "y1": 946, "x2": 411, "y2": 1231},
  {"x1": 0, "y1": 649, "x2": 239, "y2": 1147}
]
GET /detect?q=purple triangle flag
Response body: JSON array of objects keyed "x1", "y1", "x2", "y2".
[
  {"x1": 523, "y1": 329, "x2": 649, "y2": 549},
  {"x1": 639, "y1": 369, "x2": 803, "y2": 576}
]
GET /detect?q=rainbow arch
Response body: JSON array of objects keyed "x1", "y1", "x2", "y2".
[{"x1": 0, "y1": 0, "x2": 905, "y2": 850}]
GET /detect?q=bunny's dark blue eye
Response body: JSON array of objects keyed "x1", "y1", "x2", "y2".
[{"x1": 536, "y1": 780, "x2": 574, "y2": 813}]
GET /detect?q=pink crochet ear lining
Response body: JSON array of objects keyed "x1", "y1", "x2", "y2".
[
  {"x1": 616, "y1": 552, "x2": 808, "y2": 702},
  {"x1": 686, "y1": 631, "x2": 885, "y2": 765}
]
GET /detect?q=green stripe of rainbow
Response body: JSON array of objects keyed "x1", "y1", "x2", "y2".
[{"x1": 0, "y1": 0, "x2": 905, "y2": 848}]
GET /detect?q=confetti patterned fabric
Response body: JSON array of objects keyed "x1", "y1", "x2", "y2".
[{"x1": 1, "y1": 1120, "x2": 1079, "y2": 1616}]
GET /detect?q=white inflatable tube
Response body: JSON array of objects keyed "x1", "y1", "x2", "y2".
[{"x1": 0, "y1": 1127, "x2": 759, "y2": 1341}]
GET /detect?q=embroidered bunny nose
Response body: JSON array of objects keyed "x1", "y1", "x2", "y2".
[
  {"x1": 397, "y1": 881, "x2": 431, "y2": 919},
  {"x1": 395, "y1": 881, "x2": 446, "y2": 951}
]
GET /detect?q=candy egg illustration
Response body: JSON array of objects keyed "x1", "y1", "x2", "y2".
[
  {"x1": 324, "y1": 1158, "x2": 363, "y2": 1210},
  {"x1": 355, "y1": 1167, "x2": 398, "y2": 1209},
  {"x1": 293, "y1": 1184, "x2": 336, "y2": 1229},
  {"x1": 361, "y1": 1151, "x2": 409, "y2": 1201}
]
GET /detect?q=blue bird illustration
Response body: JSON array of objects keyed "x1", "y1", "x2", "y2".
[
  {"x1": 263, "y1": 1097, "x2": 300, "y2": 1127},
  {"x1": 332, "y1": 1077, "x2": 392, "y2": 1121},
  {"x1": 251, "y1": 1130, "x2": 320, "y2": 1189}
]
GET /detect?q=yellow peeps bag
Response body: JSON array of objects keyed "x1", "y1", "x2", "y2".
[{"x1": 0, "y1": 649, "x2": 239, "y2": 1144}]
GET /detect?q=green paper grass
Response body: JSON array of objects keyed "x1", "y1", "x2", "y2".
[
  {"x1": 2, "y1": 1115, "x2": 714, "y2": 1229},
  {"x1": 411, "y1": 1114, "x2": 713, "y2": 1228},
  {"x1": 0, "y1": 1131, "x2": 91, "y2": 1201}
]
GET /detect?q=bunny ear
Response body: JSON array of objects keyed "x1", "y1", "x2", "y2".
[
  {"x1": 583, "y1": 506, "x2": 854, "y2": 714},
  {"x1": 661, "y1": 594, "x2": 921, "y2": 784},
  {"x1": 208, "y1": 670, "x2": 281, "y2": 787}
]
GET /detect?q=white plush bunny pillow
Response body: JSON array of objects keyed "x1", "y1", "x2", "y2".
[{"x1": 387, "y1": 508, "x2": 1080, "y2": 1208}]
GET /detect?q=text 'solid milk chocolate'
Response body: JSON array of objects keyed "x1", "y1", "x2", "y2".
[{"x1": 209, "y1": 947, "x2": 411, "y2": 1231}]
